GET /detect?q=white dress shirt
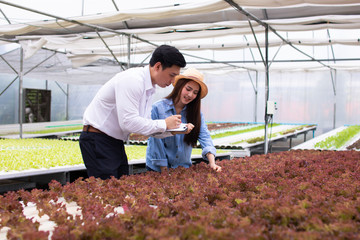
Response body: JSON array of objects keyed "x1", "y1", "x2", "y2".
[{"x1": 83, "y1": 66, "x2": 167, "y2": 141}]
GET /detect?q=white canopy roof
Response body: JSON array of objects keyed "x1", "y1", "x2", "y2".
[{"x1": 0, "y1": 0, "x2": 360, "y2": 84}]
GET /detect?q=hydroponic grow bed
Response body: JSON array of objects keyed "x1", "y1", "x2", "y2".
[
  {"x1": 212, "y1": 124, "x2": 316, "y2": 150},
  {"x1": 0, "y1": 138, "x2": 235, "y2": 192},
  {"x1": 0, "y1": 120, "x2": 83, "y2": 139},
  {"x1": 0, "y1": 150, "x2": 359, "y2": 239},
  {"x1": 292, "y1": 125, "x2": 360, "y2": 151}
]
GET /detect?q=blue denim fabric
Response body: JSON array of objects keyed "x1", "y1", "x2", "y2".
[{"x1": 146, "y1": 98, "x2": 216, "y2": 172}]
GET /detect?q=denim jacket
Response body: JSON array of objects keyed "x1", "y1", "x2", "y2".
[{"x1": 146, "y1": 98, "x2": 216, "y2": 172}]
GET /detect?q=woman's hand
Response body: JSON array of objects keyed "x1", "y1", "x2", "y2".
[
  {"x1": 171, "y1": 123, "x2": 194, "y2": 135},
  {"x1": 209, "y1": 162, "x2": 222, "y2": 172},
  {"x1": 207, "y1": 153, "x2": 222, "y2": 172},
  {"x1": 184, "y1": 123, "x2": 194, "y2": 134}
]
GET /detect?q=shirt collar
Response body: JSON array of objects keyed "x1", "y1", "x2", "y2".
[{"x1": 144, "y1": 66, "x2": 156, "y2": 95}]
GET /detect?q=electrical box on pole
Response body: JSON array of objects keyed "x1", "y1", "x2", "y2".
[{"x1": 266, "y1": 101, "x2": 277, "y2": 115}]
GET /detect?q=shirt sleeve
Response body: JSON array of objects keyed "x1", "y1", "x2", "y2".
[
  {"x1": 197, "y1": 113, "x2": 216, "y2": 160},
  {"x1": 115, "y1": 74, "x2": 166, "y2": 136},
  {"x1": 149, "y1": 102, "x2": 173, "y2": 138},
  {"x1": 147, "y1": 103, "x2": 169, "y2": 167}
]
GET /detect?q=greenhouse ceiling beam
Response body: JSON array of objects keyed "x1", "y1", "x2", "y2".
[
  {"x1": 268, "y1": 42, "x2": 284, "y2": 68},
  {"x1": 95, "y1": 29, "x2": 125, "y2": 70},
  {"x1": 0, "y1": 1, "x2": 254, "y2": 72},
  {"x1": 0, "y1": 54, "x2": 18, "y2": 74},
  {"x1": 127, "y1": 41, "x2": 251, "y2": 71},
  {"x1": 131, "y1": 49, "x2": 255, "y2": 71},
  {"x1": 223, "y1": 0, "x2": 335, "y2": 71},
  {"x1": 0, "y1": 49, "x2": 56, "y2": 96},
  {"x1": 187, "y1": 57, "x2": 360, "y2": 64},
  {"x1": 110, "y1": 0, "x2": 131, "y2": 66},
  {"x1": 243, "y1": 35, "x2": 257, "y2": 65},
  {"x1": 327, "y1": 29, "x2": 336, "y2": 64},
  {"x1": 0, "y1": 8, "x2": 11, "y2": 24},
  {"x1": 0, "y1": 1, "x2": 152, "y2": 43},
  {"x1": 183, "y1": 52, "x2": 253, "y2": 71},
  {"x1": 0, "y1": 37, "x2": 68, "y2": 57},
  {"x1": 0, "y1": 76, "x2": 17, "y2": 96},
  {"x1": 247, "y1": 18, "x2": 265, "y2": 65},
  {"x1": 111, "y1": 0, "x2": 119, "y2": 11},
  {"x1": 24, "y1": 52, "x2": 57, "y2": 75},
  {"x1": 0, "y1": 0, "x2": 158, "y2": 64}
]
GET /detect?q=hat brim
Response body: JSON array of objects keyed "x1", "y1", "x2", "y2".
[{"x1": 173, "y1": 75, "x2": 208, "y2": 99}]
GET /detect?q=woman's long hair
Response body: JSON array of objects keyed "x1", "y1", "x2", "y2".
[{"x1": 166, "y1": 79, "x2": 201, "y2": 147}]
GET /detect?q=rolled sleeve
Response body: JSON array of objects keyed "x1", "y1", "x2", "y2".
[
  {"x1": 202, "y1": 145, "x2": 217, "y2": 160},
  {"x1": 146, "y1": 135, "x2": 169, "y2": 171},
  {"x1": 151, "y1": 158, "x2": 168, "y2": 167}
]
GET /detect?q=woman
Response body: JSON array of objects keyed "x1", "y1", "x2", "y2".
[{"x1": 146, "y1": 67, "x2": 222, "y2": 172}]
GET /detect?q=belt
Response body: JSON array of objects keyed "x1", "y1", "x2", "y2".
[{"x1": 83, "y1": 125, "x2": 105, "y2": 134}]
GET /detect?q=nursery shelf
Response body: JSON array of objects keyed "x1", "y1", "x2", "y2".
[
  {"x1": 292, "y1": 125, "x2": 360, "y2": 150},
  {"x1": 212, "y1": 124, "x2": 316, "y2": 153},
  {"x1": 0, "y1": 120, "x2": 83, "y2": 139}
]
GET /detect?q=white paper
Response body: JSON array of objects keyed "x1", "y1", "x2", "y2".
[{"x1": 166, "y1": 123, "x2": 188, "y2": 132}]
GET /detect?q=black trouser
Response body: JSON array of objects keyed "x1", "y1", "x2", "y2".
[{"x1": 79, "y1": 131, "x2": 129, "y2": 180}]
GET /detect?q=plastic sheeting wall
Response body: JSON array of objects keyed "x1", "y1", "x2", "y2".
[
  {"x1": 1, "y1": 69, "x2": 359, "y2": 136},
  {"x1": 0, "y1": 74, "x2": 71, "y2": 124},
  {"x1": 197, "y1": 69, "x2": 359, "y2": 136}
]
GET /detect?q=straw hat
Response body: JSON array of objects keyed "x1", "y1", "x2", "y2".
[{"x1": 173, "y1": 67, "x2": 208, "y2": 98}]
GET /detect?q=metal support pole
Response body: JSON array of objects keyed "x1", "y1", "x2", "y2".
[
  {"x1": 254, "y1": 71, "x2": 258, "y2": 122},
  {"x1": 66, "y1": 84, "x2": 69, "y2": 120},
  {"x1": 127, "y1": 35, "x2": 131, "y2": 69},
  {"x1": 330, "y1": 69, "x2": 337, "y2": 129},
  {"x1": 264, "y1": 26, "x2": 270, "y2": 154},
  {"x1": 19, "y1": 47, "x2": 24, "y2": 138}
]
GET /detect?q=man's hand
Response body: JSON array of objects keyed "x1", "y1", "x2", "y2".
[
  {"x1": 165, "y1": 115, "x2": 182, "y2": 130},
  {"x1": 171, "y1": 123, "x2": 194, "y2": 135}
]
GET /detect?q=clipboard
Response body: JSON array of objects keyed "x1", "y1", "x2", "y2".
[{"x1": 166, "y1": 123, "x2": 188, "y2": 132}]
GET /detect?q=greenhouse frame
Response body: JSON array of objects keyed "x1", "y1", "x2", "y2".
[
  {"x1": 0, "y1": 0, "x2": 359, "y2": 153},
  {"x1": 1, "y1": 1, "x2": 360, "y2": 238}
]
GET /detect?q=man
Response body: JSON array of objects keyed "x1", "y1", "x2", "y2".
[{"x1": 79, "y1": 45, "x2": 186, "y2": 180}]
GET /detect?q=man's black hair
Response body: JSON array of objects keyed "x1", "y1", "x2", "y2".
[{"x1": 149, "y1": 45, "x2": 186, "y2": 69}]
